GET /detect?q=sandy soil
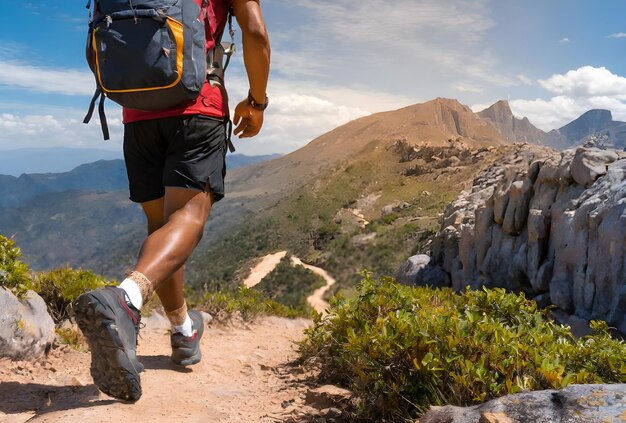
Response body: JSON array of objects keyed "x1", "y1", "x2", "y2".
[
  {"x1": 0, "y1": 316, "x2": 336, "y2": 423},
  {"x1": 243, "y1": 251, "x2": 288, "y2": 288}
]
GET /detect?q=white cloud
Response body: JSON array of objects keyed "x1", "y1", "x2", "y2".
[
  {"x1": 266, "y1": 0, "x2": 520, "y2": 89},
  {"x1": 559, "y1": 37, "x2": 570, "y2": 43},
  {"x1": 454, "y1": 84, "x2": 483, "y2": 93},
  {"x1": 517, "y1": 74, "x2": 533, "y2": 85},
  {"x1": 0, "y1": 60, "x2": 94, "y2": 96},
  {"x1": 539, "y1": 66, "x2": 626, "y2": 98},
  {"x1": 0, "y1": 108, "x2": 123, "y2": 150},
  {"x1": 607, "y1": 32, "x2": 626, "y2": 39},
  {"x1": 510, "y1": 66, "x2": 626, "y2": 130}
]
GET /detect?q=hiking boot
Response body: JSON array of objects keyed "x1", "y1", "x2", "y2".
[
  {"x1": 171, "y1": 310, "x2": 204, "y2": 366},
  {"x1": 74, "y1": 286, "x2": 143, "y2": 401}
]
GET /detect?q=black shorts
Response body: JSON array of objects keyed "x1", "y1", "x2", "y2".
[{"x1": 123, "y1": 115, "x2": 227, "y2": 203}]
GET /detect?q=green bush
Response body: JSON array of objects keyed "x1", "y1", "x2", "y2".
[
  {"x1": 200, "y1": 286, "x2": 306, "y2": 321},
  {"x1": 298, "y1": 273, "x2": 626, "y2": 421},
  {"x1": 32, "y1": 268, "x2": 110, "y2": 322},
  {"x1": 0, "y1": 235, "x2": 33, "y2": 297}
]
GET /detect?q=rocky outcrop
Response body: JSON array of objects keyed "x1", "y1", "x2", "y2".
[
  {"x1": 419, "y1": 384, "x2": 626, "y2": 423},
  {"x1": 0, "y1": 288, "x2": 55, "y2": 359},
  {"x1": 403, "y1": 145, "x2": 626, "y2": 334}
]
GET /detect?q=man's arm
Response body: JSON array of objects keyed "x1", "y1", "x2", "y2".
[{"x1": 231, "y1": 0, "x2": 270, "y2": 139}]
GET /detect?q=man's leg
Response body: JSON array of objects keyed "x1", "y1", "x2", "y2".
[
  {"x1": 139, "y1": 196, "x2": 185, "y2": 313},
  {"x1": 135, "y1": 186, "x2": 214, "y2": 288}
]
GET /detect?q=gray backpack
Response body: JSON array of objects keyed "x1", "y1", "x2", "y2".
[{"x1": 83, "y1": 0, "x2": 234, "y2": 140}]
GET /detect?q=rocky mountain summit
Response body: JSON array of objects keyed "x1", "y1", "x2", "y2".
[
  {"x1": 477, "y1": 100, "x2": 545, "y2": 144},
  {"x1": 544, "y1": 109, "x2": 626, "y2": 150},
  {"x1": 400, "y1": 145, "x2": 626, "y2": 335}
]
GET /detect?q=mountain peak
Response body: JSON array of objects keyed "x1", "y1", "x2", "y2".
[
  {"x1": 478, "y1": 100, "x2": 513, "y2": 120},
  {"x1": 477, "y1": 100, "x2": 545, "y2": 144},
  {"x1": 576, "y1": 109, "x2": 613, "y2": 123}
]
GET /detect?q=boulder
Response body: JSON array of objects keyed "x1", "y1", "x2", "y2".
[
  {"x1": 397, "y1": 255, "x2": 450, "y2": 288},
  {"x1": 0, "y1": 288, "x2": 55, "y2": 359},
  {"x1": 570, "y1": 147, "x2": 618, "y2": 187},
  {"x1": 419, "y1": 384, "x2": 626, "y2": 423}
]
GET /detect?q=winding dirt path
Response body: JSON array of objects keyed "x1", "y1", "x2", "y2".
[
  {"x1": 0, "y1": 316, "x2": 325, "y2": 423},
  {"x1": 243, "y1": 252, "x2": 336, "y2": 314},
  {"x1": 290, "y1": 257, "x2": 336, "y2": 315},
  {"x1": 243, "y1": 251, "x2": 288, "y2": 288}
]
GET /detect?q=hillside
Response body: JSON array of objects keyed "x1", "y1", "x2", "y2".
[
  {"x1": 188, "y1": 98, "x2": 523, "y2": 291},
  {"x1": 225, "y1": 98, "x2": 508, "y2": 203},
  {"x1": 0, "y1": 154, "x2": 282, "y2": 275}
]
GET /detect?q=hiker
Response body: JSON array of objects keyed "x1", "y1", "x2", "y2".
[{"x1": 74, "y1": 0, "x2": 270, "y2": 401}]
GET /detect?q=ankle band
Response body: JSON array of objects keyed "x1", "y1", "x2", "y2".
[
  {"x1": 127, "y1": 270, "x2": 154, "y2": 304},
  {"x1": 165, "y1": 301, "x2": 188, "y2": 327}
]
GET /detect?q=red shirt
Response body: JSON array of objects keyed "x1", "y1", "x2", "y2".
[{"x1": 123, "y1": 0, "x2": 232, "y2": 124}]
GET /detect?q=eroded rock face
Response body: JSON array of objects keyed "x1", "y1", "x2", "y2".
[
  {"x1": 0, "y1": 288, "x2": 55, "y2": 359},
  {"x1": 406, "y1": 145, "x2": 626, "y2": 334},
  {"x1": 418, "y1": 384, "x2": 626, "y2": 423}
]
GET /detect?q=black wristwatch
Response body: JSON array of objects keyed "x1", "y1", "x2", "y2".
[{"x1": 248, "y1": 91, "x2": 269, "y2": 111}]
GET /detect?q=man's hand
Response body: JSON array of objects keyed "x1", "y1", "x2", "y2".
[{"x1": 233, "y1": 98, "x2": 264, "y2": 138}]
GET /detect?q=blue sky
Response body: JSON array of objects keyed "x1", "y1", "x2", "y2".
[{"x1": 1, "y1": 0, "x2": 625, "y2": 156}]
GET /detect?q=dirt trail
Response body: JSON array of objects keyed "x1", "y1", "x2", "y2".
[
  {"x1": 290, "y1": 257, "x2": 336, "y2": 314},
  {"x1": 243, "y1": 251, "x2": 288, "y2": 288},
  {"x1": 0, "y1": 255, "x2": 341, "y2": 422},
  {"x1": 0, "y1": 316, "x2": 331, "y2": 423},
  {"x1": 243, "y1": 252, "x2": 336, "y2": 314}
]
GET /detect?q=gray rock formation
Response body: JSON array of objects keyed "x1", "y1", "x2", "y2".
[
  {"x1": 408, "y1": 145, "x2": 626, "y2": 334},
  {"x1": 0, "y1": 288, "x2": 55, "y2": 359},
  {"x1": 419, "y1": 384, "x2": 626, "y2": 423}
]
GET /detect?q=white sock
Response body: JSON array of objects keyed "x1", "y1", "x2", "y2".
[
  {"x1": 173, "y1": 313, "x2": 193, "y2": 337},
  {"x1": 119, "y1": 278, "x2": 143, "y2": 310}
]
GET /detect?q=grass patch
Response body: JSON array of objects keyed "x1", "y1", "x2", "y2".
[{"x1": 298, "y1": 273, "x2": 626, "y2": 421}]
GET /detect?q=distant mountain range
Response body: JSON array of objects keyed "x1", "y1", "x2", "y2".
[
  {"x1": 476, "y1": 101, "x2": 626, "y2": 150},
  {"x1": 0, "y1": 148, "x2": 123, "y2": 177},
  {"x1": 0, "y1": 153, "x2": 281, "y2": 208}
]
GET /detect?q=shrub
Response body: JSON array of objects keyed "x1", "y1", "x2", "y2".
[
  {"x1": 298, "y1": 273, "x2": 626, "y2": 421},
  {"x1": 0, "y1": 235, "x2": 33, "y2": 297},
  {"x1": 32, "y1": 268, "x2": 110, "y2": 322},
  {"x1": 200, "y1": 286, "x2": 306, "y2": 321}
]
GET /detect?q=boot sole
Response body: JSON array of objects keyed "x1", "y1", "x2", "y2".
[{"x1": 74, "y1": 293, "x2": 142, "y2": 402}]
